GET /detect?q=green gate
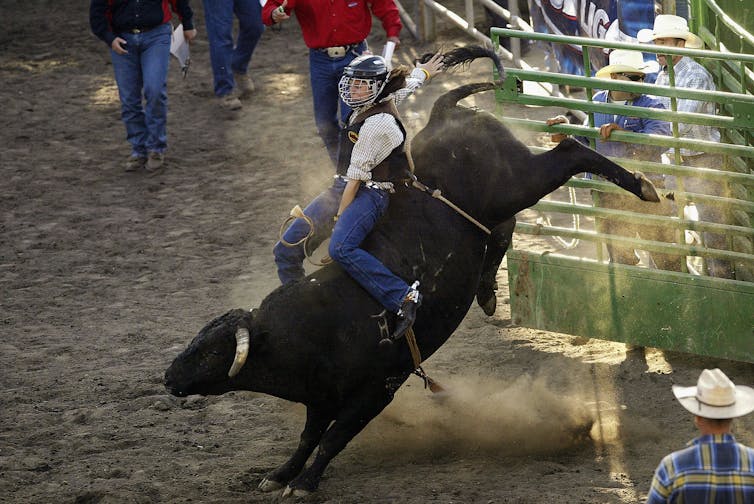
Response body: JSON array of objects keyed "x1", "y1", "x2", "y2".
[{"x1": 490, "y1": 3, "x2": 754, "y2": 362}]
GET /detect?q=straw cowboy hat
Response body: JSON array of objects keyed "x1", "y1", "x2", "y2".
[
  {"x1": 637, "y1": 14, "x2": 703, "y2": 49},
  {"x1": 595, "y1": 49, "x2": 660, "y2": 78},
  {"x1": 672, "y1": 368, "x2": 754, "y2": 419}
]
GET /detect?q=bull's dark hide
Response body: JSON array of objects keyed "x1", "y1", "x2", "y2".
[{"x1": 164, "y1": 50, "x2": 659, "y2": 496}]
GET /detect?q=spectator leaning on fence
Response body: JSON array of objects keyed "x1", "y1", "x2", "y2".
[
  {"x1": 547, "y1": 49, "x2": 681, "y2": 271},
  {"x1": 638, "y1": 14, "x2": 735, "y2": 279},
  {"x1": 645, "y1": 368, "x2": 754, "y2": 503},
  {"x1": 262, "y1": 0, "x2": 402, "y2": 166}
]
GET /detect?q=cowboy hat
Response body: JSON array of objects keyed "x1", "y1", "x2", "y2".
[
  {"x1": 637, "y1": 14, "x2": 703, "y2": 49},
  {"x1": 595, "y1": 49, "x2": 660, "y2": 78},
  {"x1": 672, "y1": 368, "x2": 754, "y2": 419}
]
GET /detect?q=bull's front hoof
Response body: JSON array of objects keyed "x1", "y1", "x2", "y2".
[
  {"x1": 282, "y1": 485, "x2": 311, "y2": 498},
  {"x1": 258, "y1": 477, "x2": 284, "y2": 492},
  {"x1": 476, "y1": 289, "x2": 497, "y2": 316}
]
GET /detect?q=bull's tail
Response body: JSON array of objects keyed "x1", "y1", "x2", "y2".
[
  {"x1": 416, "y1": 45, "x2": 504, "y2": 124},
  {"x1": 428, "y1": 82, "x2": 498, "y2": 123},
  {"x1": 418, "y1": 45, "x2": 504, "y2": 81},
  {"x1": 442, "y1": 45, "x2": 504, "y2": 80}
]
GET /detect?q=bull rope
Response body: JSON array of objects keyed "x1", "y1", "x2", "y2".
[{"x1": 405, "y1": 139, "x2": 491, "y2": 236}]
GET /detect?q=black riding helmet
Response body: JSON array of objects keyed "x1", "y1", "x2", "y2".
[{"x1": 338, "y1": 54, "x2": 390, "y2": 108}]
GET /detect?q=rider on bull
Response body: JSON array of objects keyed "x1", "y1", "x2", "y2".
[{"x1": 273, "y1": 52, "x2": 444, "y2": 339}]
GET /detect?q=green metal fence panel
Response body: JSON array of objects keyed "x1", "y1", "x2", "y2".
[
  {"x1": 489, "y1": 23, "x2": 754, "y2": 360},
  {"x1": 507, "y1": 250, "x2": 754, "y2": 362}
]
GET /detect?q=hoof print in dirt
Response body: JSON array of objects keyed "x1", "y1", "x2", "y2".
[
  {"x1": 180, "y1": 396, "x2": 207, "y2": 410},
  {"x1": 151, "y1": 397, "x2": 174, "y2": 411},
  {"x1": 282, "y1": 485, "x2": 311, "y2": 498}
]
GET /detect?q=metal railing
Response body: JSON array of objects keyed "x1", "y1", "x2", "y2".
[{"x1": 490, "y1": 27, "x2": 754, "y2": 281}]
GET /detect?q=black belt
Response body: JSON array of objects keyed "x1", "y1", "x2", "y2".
[
  {"x1": 316, "y1": 42, "x2": 363, "y2": 58},
  {"x1": 128, "y1": 25, "x2": 158, "y2": 34}
]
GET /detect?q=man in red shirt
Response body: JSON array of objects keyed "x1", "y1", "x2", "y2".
[{"x1": 262, "y1": 0, "x2": 401, "y2": 165}]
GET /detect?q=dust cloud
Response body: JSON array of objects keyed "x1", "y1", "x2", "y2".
[{"x1": 352, "y1": 369, "x2": 596, "y2": 463}]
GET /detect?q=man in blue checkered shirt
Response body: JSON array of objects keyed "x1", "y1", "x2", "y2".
[{"x1": 646, "y1": 368, "x2": 754, "y2": 503}]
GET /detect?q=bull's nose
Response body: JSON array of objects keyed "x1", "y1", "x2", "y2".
[
  {"x1": 163, "y1": 371, "x2": 182, "y2": 396},
  {"x1": 164, "y1": 379, "x2": 188, "y2": 397}
]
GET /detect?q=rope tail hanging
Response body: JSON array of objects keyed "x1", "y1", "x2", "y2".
[
  {"x1": 277, "y1": 205, "x2": 332, "y2": 267},
  {"x1": 406, "y1": 327, "x2": 445, "y2": 393}
]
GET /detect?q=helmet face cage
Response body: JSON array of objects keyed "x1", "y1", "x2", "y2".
[
  {"x1": 338, "y1": 75, "x2": 387, "y2": 107},
  {"x1": 338, "y1": 55, "x2": 389, "y2": 108}
]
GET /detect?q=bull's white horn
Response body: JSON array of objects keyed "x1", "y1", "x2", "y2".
[{"x1": 228, "y1": 328, "x2": 250, "y2": 378}]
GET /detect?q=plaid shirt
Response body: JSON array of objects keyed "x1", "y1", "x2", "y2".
[
  {"x1": 646, "y1": 434, "x2": 754, "y2": 503},
  {"x1": 345, "y1": 68, "x2": 428, "y2": 190},
  {"x1": 655, "y1": 56, "x2": 721, "y2": 157}
]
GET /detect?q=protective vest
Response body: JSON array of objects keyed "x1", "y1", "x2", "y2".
[{"x1": 336, "y1": 100, "x2": 411, "y2": 183}]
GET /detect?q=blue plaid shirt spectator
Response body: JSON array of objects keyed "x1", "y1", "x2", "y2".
[
  {"x1": 646, "y1": 433, "x2": 754, "y2": 503},
  {"x1": 655, "y1": 56, "x2": 721, "y2": 157}
]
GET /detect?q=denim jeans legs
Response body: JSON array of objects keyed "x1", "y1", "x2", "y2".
[
  {"x1": 111, "y1": 23, "x2": 172, "y2": 157},
  {"x1": 203, "y1": 0, "x2": 264, "y2": 97},
  {"x1": 273, "y1": 177, "x2": 347, "y2": 284},
  {"x1": 308, "y1": 44, "x2": 365, "y2": 164},
  {"x1": 329, "y1": 187, "x2": 409, "y2": 313}
]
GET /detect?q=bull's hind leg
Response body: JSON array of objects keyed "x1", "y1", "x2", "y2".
[
  {"x1": 476, "y1": 218, "x2": 515, "y2": 316},
  {"x1": 282, "y1": 383, "x2": 395, "y2": 496},
  {"x1": 544, "y1": 138, "x2": 660, "y2": 202},
  {"x1": 258, "y1": 406, "x2": 333, "y2": 492}
]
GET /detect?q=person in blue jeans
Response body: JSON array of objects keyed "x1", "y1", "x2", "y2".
[
  {"x1": 329, "y1": 53, "x2": 443, "y2": 339},
  {"x1": 89, "y1": 0, "x2": 197, "y2": 172},
  {"x1": 263, "y1": 0, "x2": 402, "y2": 165},
  {"x1": 273, "y1": 53, "x2": 442, "y2": 293},
  {"x1": 203, "y1": 0, "x2": 264, "y2": 111}
]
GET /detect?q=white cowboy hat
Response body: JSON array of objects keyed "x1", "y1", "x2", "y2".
[
  {"x1": 672, "y1": 368, "x2": 754, "y2": 419},
  {"x1": 637, "y1": 14, "x2": 703, "y2": 49},
  {"x1": 595, "y1": 49, "x2": 660, "y2": 78}
]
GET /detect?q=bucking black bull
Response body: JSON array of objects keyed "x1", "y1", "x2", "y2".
[{"x1": 164, "y1": 47, "x2": 659, "y2": 497}]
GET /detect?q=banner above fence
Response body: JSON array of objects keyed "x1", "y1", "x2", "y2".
[{"x1": 530, "y1": 0, "x2": 655, "y2": 76}]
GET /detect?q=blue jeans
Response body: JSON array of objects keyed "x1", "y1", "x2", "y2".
[
  {"x1": 308, "y1": 43, "x2": 366, "y2": 164},
  {"x1": 203, "y1": 0, "x2": 264, "y2": 97},
  {"x1": 329, "y1": 186, "x2": 409, "y2": 313},
  {"x1": 274, "y1": 177, "x2": 347, "y2": 284},
  {"x1": 111, "y1": 22, "x2": 172, "y2": 157}
]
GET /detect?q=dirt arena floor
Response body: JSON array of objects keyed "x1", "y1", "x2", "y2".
[{"x1": 2, "y1": 1, "x2": 753, "y2": 503}]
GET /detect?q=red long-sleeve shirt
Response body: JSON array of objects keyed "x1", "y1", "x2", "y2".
[{"x1": 261, "y1": 0, "x2": 402, "y2": 49}]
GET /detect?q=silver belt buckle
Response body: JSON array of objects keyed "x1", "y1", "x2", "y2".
[{"x1": 326, "y1": 46, "x2": 346, "y2": 58}]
